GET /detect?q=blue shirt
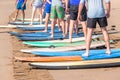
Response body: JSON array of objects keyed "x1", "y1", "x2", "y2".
[
  {"x1": 80, "y1": 0, "x2": 110, "y2": 18},
  {"x1": 70, "y1": 0, "x2": 80, "y2": 5}
]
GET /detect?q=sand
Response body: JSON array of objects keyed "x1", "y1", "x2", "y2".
[{"x1": 0, "y1": 0, "x2": 120, "y2": 80}]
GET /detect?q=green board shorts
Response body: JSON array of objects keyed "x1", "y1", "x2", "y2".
[{"x1": 51, "y1": 6, "x2": 65, "y2": 19}]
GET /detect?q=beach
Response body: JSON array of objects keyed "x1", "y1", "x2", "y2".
[{"x1": 0, "y1": 0, "x2": 120, "y2": 80}]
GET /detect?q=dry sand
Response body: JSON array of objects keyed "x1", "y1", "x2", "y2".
[{"x1": 0, "y1": 0, "x2": 120, "y2": 80}]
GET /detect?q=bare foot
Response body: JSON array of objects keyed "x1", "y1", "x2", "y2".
[
  {"x1": 82, "y1": 52, "x2": 89, "y2": 57},
  {"x1": 49, "y1": 35, "x2": 54, "y2": 39},
  {"x1": 29, "y1": 23, "x2": 33, "y2": 26},
  {"x1": 106, "y1": 51, "x2": 111, "y2": 55},
  {"x1": 42, "y1": 30, "x2": 47, "y2": 32}
]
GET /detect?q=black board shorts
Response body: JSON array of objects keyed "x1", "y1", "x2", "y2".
[
  {"x1": 70, "y1": 5, "x2": 87, "y2": 21},
  {"x1": 87, "y1": 17, "x2": 108, "y2": 28}
]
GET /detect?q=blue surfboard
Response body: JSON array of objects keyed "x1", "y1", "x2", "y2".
[
  {"x1": 17, "y1": 25, "x2": 57, "y2": 31},
  {"x1": 31, "y1": 49, "x2": 120, "y2": 60},
  {"x1": 8, "y1": 21, "x2": 42, "y2": 25},
  {"x1": 17, "y1": 33, "x2": 84, "y2": 41}
]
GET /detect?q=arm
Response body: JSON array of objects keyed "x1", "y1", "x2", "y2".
[
  {"x1": 15, "y1": 0, "x2": 18, "y2": 6},
  {"x1": 65, "y1": 0, "x2": 69, "y2": 12},
  {"x1": 47, "y1": 0, "x2": 51, "y2": 4},
  {"x1": 22, "y1": 0, "x2": 27, "y2": 7},
  {"x1": 77, "y1": 0, "x2": 85, "y2": 20},
  {"x1": 31, "y1": 0, "x2": 34, "y2": 6},
  {"x1": 106, "y1": 1, "x2": 111, "y2": 18}
]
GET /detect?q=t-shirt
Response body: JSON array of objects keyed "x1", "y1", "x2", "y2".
[
  {"x1": 80, "y1": 0, "x2": 110, "y2": 18},
  {"x1": 51, "y1": 0, "x2": 63, "y2": 6},
  {"x1": 70, "y1": 0, "x2": 80, "y2": 5}
]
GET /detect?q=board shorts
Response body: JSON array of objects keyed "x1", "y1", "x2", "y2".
[
  {"x1": 33, "y1": 3, "x2": 43, "y2": 8},
  {"x1": 87, "y1": 17, "x2": 108, "y2": 28},
  {"x1": 51, "y1": 6, "x2": 65, "y2": 19},
  {"x1": 45, "y1": 4, "x2": 51, "y2": 13},
  {"x1": 17, "y1": 2, "x2": 26, "y2": 10},
  {"x1": 70, "y1": 5, "x2": 87, "y2": 21}
]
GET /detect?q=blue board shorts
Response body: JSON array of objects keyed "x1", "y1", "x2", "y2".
[
  {"x1": 17, "y1": 2, "x2": 26, "y2": 10},
  {"x1": 45, "y1": 4, "x2": 51, "y2": 13}
]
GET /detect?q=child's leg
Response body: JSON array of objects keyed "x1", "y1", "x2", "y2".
[
  {"x1": 30, "y1": 7, "x2": 36, "y2": 25},
  {"x1": 21, "y1": 10, "x2": 25, "y2": 22},
  {"x1": 101, "y1": 27, "x2": 111, "y2": 54},
  {"x1": 83, "y1": 28, "x2": 94, "y2": 56},
  {"x1": 38, "y1": 8, "x2": 43, "y2": 24},
  {"x1": 74, "y1": 20, "x2": 78, "y2": 34}
]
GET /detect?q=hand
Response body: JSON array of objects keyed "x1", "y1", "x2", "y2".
[
  {"x1": 65, "y1": 8, "x2": 69, "y2": 13},
  {"x1": 77, "y1": 15, "x2": 82, "y2": 21},
  {"x1": 106, "y1": 12, "x2": 110, "y2": 18}
]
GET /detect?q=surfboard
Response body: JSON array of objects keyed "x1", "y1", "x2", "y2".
[
  {"x1": 23, "y1": 35, "x2": 102, "y2": 43},
  {"x1": 29, "y1": 58, "x2": 120, "y2": 69},
  {"x1": 15, "y1": 56, "x2": 82, "y2": 62},
  {"x1": 17, "y1": 33, "x2": 83, "y2": 41},
  {"x1": 20, "y1": 41, "x2": 106, "y2": 53},
  {"x1": 23, "y1": 39, "x2": 106, "y2": 47},
  {"x1": 8, "y1": 21, "x2": 42, "y2": 25},
  {"x1": 31, "y1": 48, "x2": 118, "y2": 57}
]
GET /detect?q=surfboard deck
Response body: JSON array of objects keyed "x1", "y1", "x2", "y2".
[
  {"x1": 31, "y1": 48, "x2": 119, "y2": 58},
  {"x1": 29, "y1": 58, "x2": 120, "y2": 69},
  {"x1": 21, "y1": 41, "x2": 106, "y2": 53},
  {"x1": 8, "y1": 21, "x2": 43, "y2": 25},
  {"x1": 23, "y1": 34, "x2": 102, "y2": 43},
  {"x1": 15, "y1": 56, "x2": 82, "y2": 62}
]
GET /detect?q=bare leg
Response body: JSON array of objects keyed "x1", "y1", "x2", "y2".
[
  {"x1": 81, "y1": 21, "x2": 87, "y2": 40},
  {"x1": 38, "y1": 8, "x2": 42, "y2": 24},
  {"x1": 60, "y1": 18, "x2": 65, "y2": 37},
  {"x1": 14, "y1": 10, "x2": 19, "y2": 21},
  {"x1": 101, "y1": 27, "x2": 111, "y2": 54},
  {"x1": 69, "y1": 20, "x2": 75, "y2": 42},
  {"x1": 74, "y1": 20, "x2": 78, "y2": 34},
  {"x1": 21, "y1": 10, "x2": 25, "y2": 23},
  {"x1": 30, "y1": 7, "x2": 36, "y2": 25},
  {"x1": 57, "y1": 19, "x2": 61, "y2": 31},
  {"x1": 65, "y1": 14, "x2": 70, "y2": 35},
  {"x1": 50, "y1": 19, "x2": 56, "y2": 38},
  {"x1": 44, "y1": 13, "x2": 50, "y2": 32},
  {"x1": 82, "y1": 28, "x2": 94, "y2": 56}
]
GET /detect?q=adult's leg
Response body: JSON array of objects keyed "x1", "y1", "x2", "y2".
[
  {"x1": 14, "y1": 10, "x2": 19, "y2": 21},
  {"x1": 81, "y1": 21, "x2": 87, "y2": 40},
  {"x1": 30, "y1": 7, "x2": 36, "y2": 25},
  {"x1": 101, "y1": 27, "x2": 111, "y2": 54},
  {"x1": 21, "y1": 10, "x2": 25, "y2": 23},
  {"x1": 59, "y1": 18, "x2": 65, "y2": 37},
  {"x1": 69, "y1": 20, "x2": 75, "y2": 42},
  {"x1": 44, "y1": 13, "x2": 50, "y2": 32},
  {"x1": 65, "y1": 14, "x2": 70, "y2": 35},
  {"x1": 82, "y1": 27, "x2": 94, "y2": 56},
  {"x1": 50, "y1": 19, "x2": 56, "y2": 38},
  {"x1": 38, "y1": 7, "x2": 43, "y2": 24}
]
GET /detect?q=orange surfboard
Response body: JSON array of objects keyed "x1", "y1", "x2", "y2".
[{"x1": 15, "y1": 56, "x2": 82, "y2": 62}]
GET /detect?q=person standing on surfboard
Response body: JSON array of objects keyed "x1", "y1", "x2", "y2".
[
  {"x1": 50, "y1": 0, "x2": 65, "y2": 38},
  {"x1": 78, "y1": 0, "x2": 111, "y2": 56},
  {"x1": 30, "y1": 0, "x2": 45, "y2": 25},
  {"x1": 65, "y1": 0, "x2": 87, "y2": 43},
  {"x1": 14, "y1": 0, "x2": 27, "y2": 23}
]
